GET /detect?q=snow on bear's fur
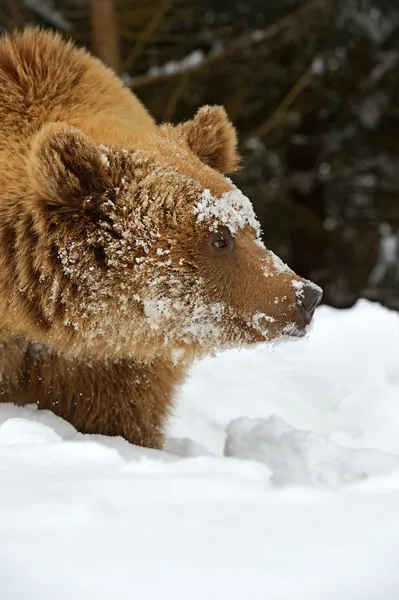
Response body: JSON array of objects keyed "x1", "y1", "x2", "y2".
[{"x1": 0, "y1": 29, "x2": 321, "y2": 448}]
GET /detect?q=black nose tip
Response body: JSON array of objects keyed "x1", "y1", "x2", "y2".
[
  {"x1": 302, "y1": 284, "x2": 323, "y2": 312},
  {"x1": 300, "y1": 283, "x2": 323, "y2": 323}
]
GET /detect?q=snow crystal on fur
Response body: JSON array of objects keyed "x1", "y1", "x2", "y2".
[{"x1": 193, "y1": 186, "x2": 261, "y2": 237}]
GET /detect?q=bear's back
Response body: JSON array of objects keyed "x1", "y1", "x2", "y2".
[{"x1": 0, "y1": 29, "x2": 156, "y2": 194}]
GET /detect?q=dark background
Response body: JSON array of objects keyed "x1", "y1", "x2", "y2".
[{"x1": 1, "y1": 0, "x2": 399, "y2": 310}]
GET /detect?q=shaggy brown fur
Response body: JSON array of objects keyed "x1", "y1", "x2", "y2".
[{"x1": 0, "y1": 29, "x2": 321, "y2": 448}]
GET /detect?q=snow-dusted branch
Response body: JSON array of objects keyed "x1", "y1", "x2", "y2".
[
  {"x1": 24, "y1": 0, "x2": 72, "y2": 30},
  {"x1": 129, "y1": 0, "x2": 329, "y2": 89}
]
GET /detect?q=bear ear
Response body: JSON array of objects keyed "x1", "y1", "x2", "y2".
[
  {"x1": 182, "y1": 106, "x2": 240, "y2": 174},
  {"x1": 29, "y1": 123, "x2": 111, "y2": 212}
]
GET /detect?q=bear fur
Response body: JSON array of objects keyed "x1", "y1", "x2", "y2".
[{"x1": 0, "y1": 29, "x2": 321, "y2": 448}]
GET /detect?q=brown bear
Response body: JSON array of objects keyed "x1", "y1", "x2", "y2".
[{"x1": 0, "y1": 29, "x2": 322, "y2": 449}]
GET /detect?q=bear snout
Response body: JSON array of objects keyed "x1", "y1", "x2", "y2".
[{"x1": 297, "y1": 283, "x2": 323, "y2": 324}]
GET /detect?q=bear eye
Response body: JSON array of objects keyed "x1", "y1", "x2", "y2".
[
  {"x1": 214, "y1": 237, "x2": 227, "y2": 249},
  {"x1": 209, "y1": 228, "x2": 233, "y2": 253}
]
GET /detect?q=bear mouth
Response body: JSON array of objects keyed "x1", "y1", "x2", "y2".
[{"x1": 229, "y1": 313, "x2": 305, "y2": 346}]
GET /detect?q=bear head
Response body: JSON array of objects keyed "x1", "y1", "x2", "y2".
[{"x1": 27, "y1": 106, "x2": 322, "y2": 361}]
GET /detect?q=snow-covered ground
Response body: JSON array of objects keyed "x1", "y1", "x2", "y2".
[{"x1": 1, "y1": 300, "x2": 399, "y2": 600}]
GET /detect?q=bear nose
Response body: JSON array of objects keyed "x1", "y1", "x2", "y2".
[{"x1": 300, "y1": 283, "x2": 322, "y2": 323}]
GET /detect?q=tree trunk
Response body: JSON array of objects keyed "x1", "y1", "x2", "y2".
[{"x1": 90, "y1": 0, "x2": 120, "y2": 72}]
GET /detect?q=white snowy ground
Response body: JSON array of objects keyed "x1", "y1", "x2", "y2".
[{"x1": 1, "y1": 300, "x2": 399, "y2": 600}]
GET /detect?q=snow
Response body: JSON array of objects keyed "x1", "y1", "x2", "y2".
[
  {"x1": 24, "y1": 0, "x2": 72, "y2": 31},
  {"x1": 311, "y1": 56, "x2": 325, "y2": 75},
  {"x1": 1, "y1": 300, "x2": 399, "y2": 599},
  {"x1": 353, "y1": 7, "x2": 399, "y2": 45},
  {"x1": 369, "y1": 223, "x2": 399, "y2": 285},
  {"x1": 147, "y1": 50, "x2": 205, "y2": 77},
  {"x1": 193, "y1": 186, "x2": 262, "y2": 237},
  {"x1": 225, "y1": 416, "x2": 399, "y2": 486}
]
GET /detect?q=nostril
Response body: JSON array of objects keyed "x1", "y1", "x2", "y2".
[{"x1": 301, "y1": 283, "x2": 323, "y2": 314}]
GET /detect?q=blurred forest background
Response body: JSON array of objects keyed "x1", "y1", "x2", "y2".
[{"x1": 1, "y1": 0, "x2": 399, "y2": 309}]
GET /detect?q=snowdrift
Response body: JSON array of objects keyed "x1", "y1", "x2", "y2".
[{"x1": 1, "y1": 300, "x2": 399, "y2": 600}]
